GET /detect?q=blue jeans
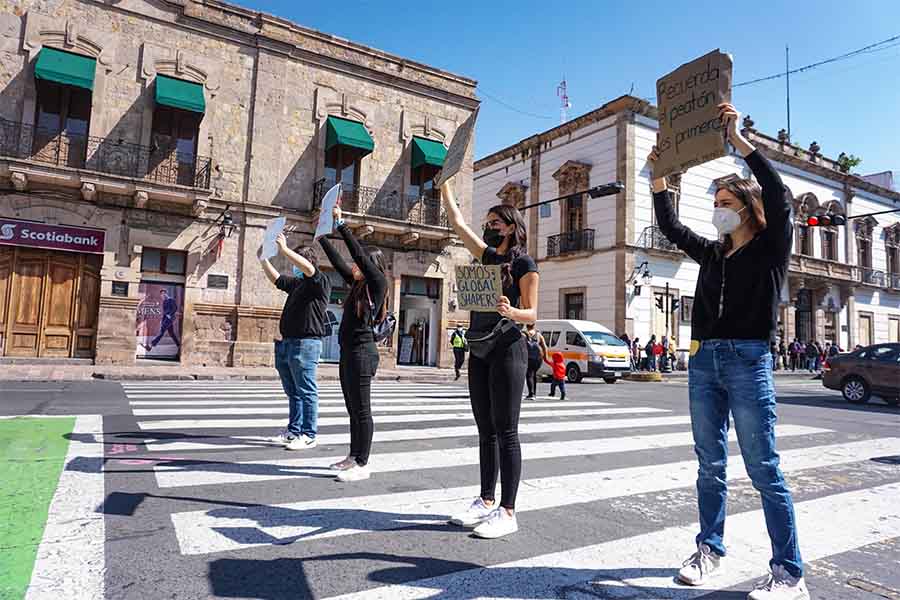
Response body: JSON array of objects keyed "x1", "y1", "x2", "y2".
[
  {"x1": 274, "y1": 338, "x2": 323, "y2": 439},
  {"x1": 689, "y1": 339, "x2": 803, "y2": 578}
]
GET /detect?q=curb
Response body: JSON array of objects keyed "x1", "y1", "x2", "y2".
[{"x1": 88, "y1": 372, "x2": 463, "y2": 384}]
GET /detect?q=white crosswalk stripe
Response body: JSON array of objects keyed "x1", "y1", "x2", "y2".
[{"x1": 117, "y1": 380, "x2": 900, "y2": 598}]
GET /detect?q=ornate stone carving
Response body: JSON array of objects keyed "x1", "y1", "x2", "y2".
[
  {"x1": 496, "y1": 182, "x2": 527, "y2": 208},
  {"x1": 191, "y1": 199, "x2": 208, "y2": 217},
  {"x1": 81, "y1": 182, "x2": 97, "y2": 202},
  {"x1": 10, "y1": 171, "x2": 27, "y2": 191},
  {"x1": 133, "y1": 191, "x2": 149, "y2": 210},
  {"x1": 793, "y1": 192, "x2": 820, "y2": 221},
  {"x1": 552, "y1": 160, "x2": 592, "y2": 195},
  {"x1": 139, "y1": 42, "x2": 221, "y2": 93},
  {"x1": 854, "y1": 216, "x2": 877, "y2": 241}
]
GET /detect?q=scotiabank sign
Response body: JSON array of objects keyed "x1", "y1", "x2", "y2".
[{"x1": 0, "y1": 218, "x2": 105, "y2": 254}]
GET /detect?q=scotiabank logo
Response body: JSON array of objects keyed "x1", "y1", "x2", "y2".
[
  {"x1": 0, "y1": 218, "x2": 104, "y2": 254},
  {"x1": 0, "y1": 224, "x2": 14, "y2": 241}
]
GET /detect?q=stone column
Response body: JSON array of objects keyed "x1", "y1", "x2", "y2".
[
  {"x1": 847, "y1": 293, "x2": 857, "y2": 348},
  {"x1": 94, "y1": 296, "x2": 139, "y2": 365}
]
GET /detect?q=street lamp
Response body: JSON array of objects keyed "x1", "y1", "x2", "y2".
[{"x1": 629, "y1": 261, "x2": 652, "y2": 296}]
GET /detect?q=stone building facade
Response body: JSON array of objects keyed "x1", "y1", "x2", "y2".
[
  {"x1": 0, "y1": 0, "x2": 478, "y2": 367},
  {"x1": 474, "y1": 95, "x2": 900, "y2": 367}
]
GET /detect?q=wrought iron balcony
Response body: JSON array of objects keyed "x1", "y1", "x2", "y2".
[
  {"x1": 547, "y1": 229, "x2": 595, "y2": 258},
  {"x1": 313, "y1": 178, "x2": 449, "y2": 228},
  {"x1": 0, "y1": 117, "x2": 211, "y2": 189},
  {"x1": 639, "y1": 225, "x2": 680, "y2": 253},
  {"x1": 890, "y1": 273, "x2": 900, "y2": 291},
  {"x1": 857, "y1": 267, "x2": 886, "y2": 287}
]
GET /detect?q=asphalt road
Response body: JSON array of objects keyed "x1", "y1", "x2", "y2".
[{"x1": 2, "y1": 377, "x2": 899, "y2": 600}]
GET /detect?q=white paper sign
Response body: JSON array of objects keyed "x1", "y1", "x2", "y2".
[
  {"x1": 437, "y1": 108, "x2": 479, "y2": 187},
  {"x1": 315, "y1": 183, "x2": 343, "y2": 240},
  {"x1": 261, "y1": 216, "x2": 286, "y2": 260}
]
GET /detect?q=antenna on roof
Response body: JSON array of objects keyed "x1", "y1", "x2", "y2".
[{"x1": 557, "y1": 77, "x2": 571, "y2": 124}]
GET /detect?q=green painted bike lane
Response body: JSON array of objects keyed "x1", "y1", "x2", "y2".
[{"x1": 0, "y1": 417, "x2": 75, "y2": 600}]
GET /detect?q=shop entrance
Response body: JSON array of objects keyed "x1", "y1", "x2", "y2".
[{"x1": 0, "y1": 247, "x2": 101, "y2": 358}]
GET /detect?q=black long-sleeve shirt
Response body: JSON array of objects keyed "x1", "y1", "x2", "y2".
[
  {"x1": 653, "y1": 150, "x2": 793, "y2": 342},
  {"x1": 319, "y1": 223, "x2": 388, "y2": 348}
]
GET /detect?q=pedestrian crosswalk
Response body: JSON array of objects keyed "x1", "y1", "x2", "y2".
[{"x1": 113, "y1": 380, "x2": 900, "y2": 599}]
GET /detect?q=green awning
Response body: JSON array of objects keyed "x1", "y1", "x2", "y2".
[
  {"x1": 325, "y1": 116, "x2": 374, "y2": 155},
  {"x1": 34, "y1": 47, "x2": 95, "y2": 91},
  {"x1": 155, "y1": 75, "x2": 206, "y2": 114},
  {"x1": 411, "y1": 136, "x2": 447, "y2": 170}
]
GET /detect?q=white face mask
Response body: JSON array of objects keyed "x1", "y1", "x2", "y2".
[{"x1": 712, "y1": 206, "x2": 746, "y2": 236}]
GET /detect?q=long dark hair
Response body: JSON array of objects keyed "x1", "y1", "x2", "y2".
[
  {"x1": 486, "y1": 204, "x2": 528, "y2": 287},
  {"x1": 715, "y1": 177, "x2": 767, "y2": 254},
  {"x1": 346, "y1": 246, "x2": 387, "y2": 322}
]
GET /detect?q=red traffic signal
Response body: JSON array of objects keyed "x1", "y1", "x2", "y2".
[{"x1": 806, "y1": 214, "x2": 847, "y2": 227}]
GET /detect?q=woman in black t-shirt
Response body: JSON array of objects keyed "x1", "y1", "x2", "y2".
[{"x1": 440, "y1": 177, "x2": 539, "y2": 540}]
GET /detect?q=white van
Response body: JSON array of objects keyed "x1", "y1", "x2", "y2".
[{"x1": 535, "y1": 320, "x2": 631, "y2": 383}]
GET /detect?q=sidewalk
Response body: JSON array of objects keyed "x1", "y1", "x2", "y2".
[
  {"x1": 0, "y1": 361, "x2": 467, "y2": 383},
  {"x1": 650, "y1": 369, "x2": 822, "y2": 381}
]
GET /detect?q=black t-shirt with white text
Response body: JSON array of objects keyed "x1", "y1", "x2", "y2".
[{"x1": 276, "y1": 270, "x2": 332, "y2": 339}]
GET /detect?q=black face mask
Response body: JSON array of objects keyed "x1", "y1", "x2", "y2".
[{"x1": 482, "y1": 228, "x2": 505, "y2": 248}]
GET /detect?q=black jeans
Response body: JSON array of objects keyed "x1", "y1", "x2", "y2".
[
  {"x1": 525, "y1": 360, "x2": 542, "y2": 397},
  {"x1": 338, "y1": 343, "x2": 379, "y2": 466},
  {"x1": 550, "y1": 378, "x2": 566, "y2": 398},
  {"x1": 453, "y1": 348, "x2": 466, "y2": 376},
  {"x1": 468, "y1": 336, "x2": 527, "y2": 509}
]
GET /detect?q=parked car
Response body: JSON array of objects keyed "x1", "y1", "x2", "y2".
[
  {"x1": 822, "y1": 343, "x2": 900, "y2": 406},
  {"x1": 535, "y1": 319, "x2": 631, "y2": 384}
]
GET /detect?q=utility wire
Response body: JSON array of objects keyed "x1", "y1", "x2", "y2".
[
  {"x1": 477, "y1": 87, "x2": 556, "y2": 120},
  {"x1": 734, "y1": 33, "x2": 900, "y2": 88}
]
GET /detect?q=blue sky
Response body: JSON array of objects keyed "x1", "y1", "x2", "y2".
[{"x1": 248, "y1": 1, "x2": 899, "y2": 179}]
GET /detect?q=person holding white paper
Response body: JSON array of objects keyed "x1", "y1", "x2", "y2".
[
  {"x1": 649, "y1": 103, "x2": 808, "y2": 600},
  {"x1": 259, "y1": 233, "x2": 330, "y2": 450},
  {"x1": 441, "y1": 178, "x2": 538, "y2": 539}
]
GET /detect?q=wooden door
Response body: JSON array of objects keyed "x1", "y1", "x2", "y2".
[
  {"x1": 38, "y1": 252, "x2": 79, "y2": 357},
  {"x1": 73, "y1": 255, "x2": 101, "y2": 358},
  {"x1": 6, "y1": 249, "x2": 47, "y2": 356},
  {"x1": 0, "y1": 248, "x2": 12, "y2": 355}
]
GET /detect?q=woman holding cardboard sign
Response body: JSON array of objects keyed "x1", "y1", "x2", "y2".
[
  {"x1": 440, "y1": 177, "x2": 538, "y2": 539},
  {"x1": 649, "y1": 103, "x2": 808, "y2": 600}
]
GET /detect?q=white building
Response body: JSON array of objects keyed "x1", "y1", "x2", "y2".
[{"x1": 473, "y1": 96, "x2": 900, "y2": 360}]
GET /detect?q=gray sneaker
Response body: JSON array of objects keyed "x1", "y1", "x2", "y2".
[
  {"x1": 747, "y1": 565, "x2": 810, "y2": 600},
  {"x1": 677, "y1": 543, "x2": 722, "y2": 586}
]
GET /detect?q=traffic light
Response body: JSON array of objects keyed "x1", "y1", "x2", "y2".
[
  {"x1": 806, "y1": 214, "x2": 847, "y2": 227},
  {"x1": 655, "y1": 296, "x2": 664, "y2": 311},
  {"x1": 671, "y1": 298, "x2": 680, "y2": 314}
]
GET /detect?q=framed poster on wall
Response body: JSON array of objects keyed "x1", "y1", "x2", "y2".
[{"x1": 135, "y1": 282, "x2": 184, "y2": 360}]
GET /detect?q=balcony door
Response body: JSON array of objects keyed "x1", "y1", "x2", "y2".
[{"x1": 33, "y1": 79, "x2": 91, "y2": 169}]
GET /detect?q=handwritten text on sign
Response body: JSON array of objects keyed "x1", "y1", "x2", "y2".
[
  {"x1": 655, "y1": 50, "x2": 733, "y2": 177},
  {"x1": 455, "y1": 264, "x2": 503, "y2": 312}
]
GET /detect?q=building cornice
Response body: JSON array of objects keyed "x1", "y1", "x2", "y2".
[
  {"x1": 475, "y1": 95, "x2": 656, "y2": 171},
  {"x1": 163, "y1": 0, "x2": 478, "y2": 104}
]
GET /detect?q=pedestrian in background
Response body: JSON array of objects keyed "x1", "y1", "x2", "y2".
[
  {"x1": 259, "y1": 233, "x2": 330, "y2": 451},
  {"x1": 524, "y1": 325, "x2": 547, "y2": 401},
  {"x1": 450, "y1": 324, "x2": 467, "y2": 380},
  {"x1": 650, "y1": 102, "x2": 808, "y2": 599},
  {"x1": 545, "y1": 352, "x2": 567, "y2": 400},
  {"x1": 319, "y1": 205, "x2": 388, "y2": 482}
]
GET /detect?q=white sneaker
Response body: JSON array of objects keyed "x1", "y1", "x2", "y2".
[
  {"x1": 286, "y1": 435, "x2": 317, "y2": 450},
  {"x1": 271, "y1": 430, "x2": 295, "y2": 445},
  {"x1": 330, "y1": 456, "x2": 356, "y2": 471},
  {"x1": 677, "y1": 543, "x2": 722, "y2": 586},
  {"x1": 747, "y1": 565, "x2": 810, "y2": 600},
  {"x1": 335, "y1": 463, "x2": 370, "y2": 482},
  {"x1": 473, "y1": 508, "x2": 518, "y2": 539},
  {"x1": 448, "y1": 498, "x2": 496, "y2": 527}
]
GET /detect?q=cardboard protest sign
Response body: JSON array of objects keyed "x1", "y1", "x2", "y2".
[
  {"x1": 261, "y1": 216, "x2": 286, "y2": 260},
  {"x1": 437, "y1": 107, "x2": 479, "y2": 187},
  {"x1": 314, "y1": 183, "x2": 342, "y2": 240},
  {"x1": 455, "y1": 264, "x2": 503, "y2": 312},
  {"x1": 655, "y1": 50, "x2": 733, "y2": 178}
]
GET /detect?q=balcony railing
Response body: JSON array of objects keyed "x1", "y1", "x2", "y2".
[
  {"x1": 0, "y1": 117, "x2": 211, "y2": 189},
  {"x1": 891, "y1": 273, "x2": 900, "y2": 291},
  {"x1": 638, "y1": 225, "x2": 680, "y2": 253},
  {"x1": 313, "y1": 178, "x2": 449, "y2": 228},
  {"x1": 547, "y1": 229, "x2": 595, "y2": 258},
  {"x1": 857, "y1": 267, "x2": 886, "y2": 287}
]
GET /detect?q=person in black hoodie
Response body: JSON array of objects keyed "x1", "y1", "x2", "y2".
[
  {"x1": 650, "y1": 103, "x2": 808, "y2": 600},
  {"x1": 440, "y1": 176, "x2": 539, "y2": 540},
  {"x1": 318, "y1": 204, "x2": 388, "y2": 483}
]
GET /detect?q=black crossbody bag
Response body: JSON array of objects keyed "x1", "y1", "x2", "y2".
[{"x1": 465, "y1": 318, "x2": 522, "y2": 360}]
